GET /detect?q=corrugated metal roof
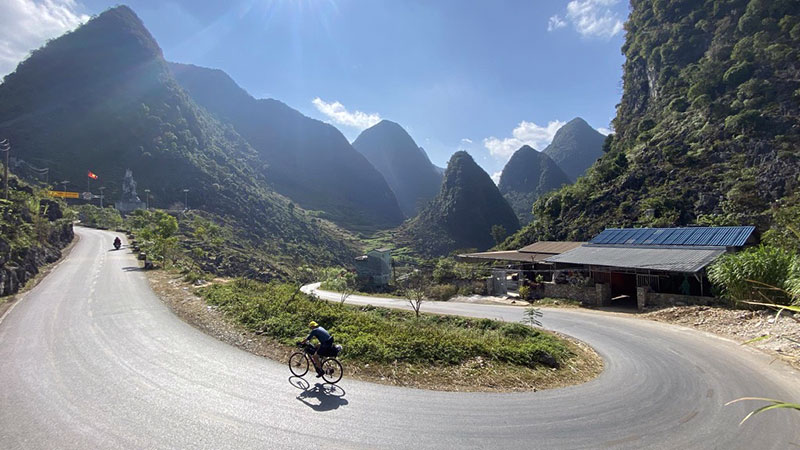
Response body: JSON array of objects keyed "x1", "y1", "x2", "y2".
[
  {"x1": 457, "y1": 251, "x2": 553, "y2": 263},
  {"x1": 590, "y1": 226, "x2": 755, "y2": 247},
  {"x1": 545, "y1": 246, "x2": 726, "y2": 273},
  {"x1": 457, "y1": 241, "x2": 585, "y2": 263},
  {"x1": 518, "y1": 241, "x2": 585, "y2": 254}
]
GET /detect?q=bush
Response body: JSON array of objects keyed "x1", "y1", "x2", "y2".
[
  {"x1": 428, "y1": 284, "x2": 458, "y2": 301},
  {"x1": 200, "y1": 280, "x2": 571, "y2": 368},
  {"x1": 708, "y1": 245, "x2": 798, "y2": 306},
  {"x1": 71, "y1": 204, "x2": 123, "y2": 229}
]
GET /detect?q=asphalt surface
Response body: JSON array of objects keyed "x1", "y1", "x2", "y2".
[{"x1": 1, "y1": 227, "x2": 799, "y2": 449}]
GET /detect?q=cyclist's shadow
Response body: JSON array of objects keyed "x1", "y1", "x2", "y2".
[{"x1": 289, "y1": 376, "x2": 349, "y2": 412}]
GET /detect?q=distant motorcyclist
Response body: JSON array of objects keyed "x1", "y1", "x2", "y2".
[{"x1": 113, "y1": 237, "x2": 121, "y2": 250}]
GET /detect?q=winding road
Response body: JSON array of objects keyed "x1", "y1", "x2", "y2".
[{"x1": 1, "y1": 227, "x2": 798, "y2": 449}]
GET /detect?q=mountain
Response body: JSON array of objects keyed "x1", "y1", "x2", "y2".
[
  {"x1": 498, "y1": 145, "x2": 571, "y2": 224},
  {"x1": 402, "y1": 151, "x2": 520, "y2": 256},
  {"x1": 505, "y1": 0, "x2": 800, "y2": 248},
  {"x1": 168, "y1": 63, "x2": 403, "y2": 230},
  {"x1": 0, "y1": 6, "x2": 354, "y2": 266},
  {"x1": 542, "y1": 117, "x2": 607, "y2": 181},
  {"x1": 351, "y1": 120, "x2": 442, "y2": 217}
]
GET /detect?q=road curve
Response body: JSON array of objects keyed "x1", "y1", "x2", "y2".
[{"x1": 1, "y1": 227, "x2": 798, "y2": 449}]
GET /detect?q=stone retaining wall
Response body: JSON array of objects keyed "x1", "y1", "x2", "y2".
[
  {"x1": 637, "y1": 287, "x2": 713, "y2": 310},
  {"x1": 543, "y1": 283, "x2": 597, "y2": 306}
]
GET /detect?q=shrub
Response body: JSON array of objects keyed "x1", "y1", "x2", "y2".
[
  {"x1": 199, "y1": 280, "x2": 571, "y2": 368},
  {"x1": 428, "y1": 284, "x2": 458, "y2": 301},
  {"x1": 708, "y1": 245, "x2": 798, "y2": 306},
  {"x1": 72, "y1": 204, "x2": 123, "y2": 229}
]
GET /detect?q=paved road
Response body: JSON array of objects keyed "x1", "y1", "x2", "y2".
[{"x1": 1, "y1": 227, "x2": 798, "y2": 449}]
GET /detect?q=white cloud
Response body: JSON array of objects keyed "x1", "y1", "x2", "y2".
[
  {"x1": 312, "y1": 97, "x2": 381, "y2": 130},
  {"x1": 491, "y1": 171, "x2": 502, "y2": 185},
  {"x1": 597, "y1": 127, "x2": 612, "y2": 135},
  {"x1": 547, "y1": 15, "x2": 567, "y2": 31},
  {"x1": 549, "y1": 0, "x2": 624, "y2": 39},
  {"x1": 460, "y1": 138, "x2": 473, "y2": 144},
  {"x1": 483, "y1": 120, "x2": 566, "y2": 160},
  {"x1": 0, "y1": 0, "x2": 89, "y2": 77}
]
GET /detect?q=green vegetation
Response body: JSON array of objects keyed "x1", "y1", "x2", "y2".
[
  {"x1": 401, "y1": 151, "x2": 520, "y2": 256},
  {"x1": 125, "y1": 209, "x2": 180, "y2": 267},
  {"x1": 169, "y1": 63, "x2": 404, "y2": 230},
  {"x1": 541, "y1": 117, "x2": 606, "y2": 182},
  {"x1": 0, "y1": 6, "x2": 357, "y2": 273},
  {"x1": 200, "y1": 279, "x2": 572, "y2": 368},
  {"x1": 351, "y1": 120, "x2": 442, "y2": 218},
  {"x1": 71, "y1": 204, "x2": 123, "y2": 229},
  {"x1": 505, "y1": 0, "x2": 800, "y2": 247},
  {"x1": 708, "y1": 245, "x2": 799, "y2": 306},
  {"x1": 122, "y1": 208, "x2": 340, "y2": 281},
  {"x1": 319, "y1": 266, "x2": 357, "y2": 303},
  {"x1": 0, "y1": 176, "x2": 73, "y2": 296}
]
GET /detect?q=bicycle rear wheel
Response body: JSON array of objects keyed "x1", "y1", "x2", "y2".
[
  {"x1": 289, "y1": 352, "x2": 309, "y2": 377},
  {"x1": 321, "y1": 358, "x2": 343, "y2": 384}
]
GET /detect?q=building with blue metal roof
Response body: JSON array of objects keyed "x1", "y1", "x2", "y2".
[
  {"x1": 588, "y1": 226, "x2": 756, "y2": 248},
  {"x1": 544, "y1": 226, "x2": 757, "y2": 310}
]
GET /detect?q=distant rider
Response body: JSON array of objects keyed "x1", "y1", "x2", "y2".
[
  {"x1": 301, "y1": 321, "x2": 334, "y2": 377},
  {"x1": 113, "y1": 236, "x2": 121, "y2": 249}
]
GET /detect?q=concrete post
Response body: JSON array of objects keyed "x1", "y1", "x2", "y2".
[
  {"x1": 637, "y1": 286, "x2": 649, "y2": 312},
  {"x1": 595, "y1": 283, "x2": 611, "y2": 307}
]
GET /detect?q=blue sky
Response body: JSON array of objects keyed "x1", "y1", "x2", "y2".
[{"x1": 0, "y1": 0, "x2": 628, "y2": 179}]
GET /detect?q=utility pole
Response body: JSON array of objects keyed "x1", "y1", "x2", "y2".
[
  {"x1": 99, "y1": 186, "x2": 105, "y2": 208},
  {"x1": 144, "y1": 189, "x2": 150, "y2": 210},
  {"x1": 1, "y1": 139, "x2": 9, "y2": 200},
  {"x1": 183, "y1": 188, "x2": 189, "y2": 211}
]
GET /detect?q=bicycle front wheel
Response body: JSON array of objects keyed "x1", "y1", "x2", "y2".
[
  {"x1": 289, "y1": 352, "x2": 309, "y2": 377},
  {"x1": 321, "y1": 358, "x2": 343, "y2": 384}
]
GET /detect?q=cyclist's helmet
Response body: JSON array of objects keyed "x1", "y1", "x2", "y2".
[{"x1": 309, "y1": 321, "x2": 318, "y2": 328}]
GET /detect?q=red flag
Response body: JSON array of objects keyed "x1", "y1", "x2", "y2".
[{"x1": 88, "y1": 170, "x2": 98, "y2": 180}]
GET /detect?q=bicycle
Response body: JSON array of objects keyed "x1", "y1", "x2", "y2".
[{"x1": 289, "y1": 342, "x2": 344, "y2": 384}]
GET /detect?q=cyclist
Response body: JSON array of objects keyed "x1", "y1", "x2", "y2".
[{"x1": 301, "y1": 321, "x2": 334, "y2": 377}]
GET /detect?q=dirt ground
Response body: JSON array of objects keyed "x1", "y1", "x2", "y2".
[
  {"x1": 146, "y1": 271, "x2": 603, "y2": 392},
  {"x1": 642, "y1": 305, "x2": 800, "y2": 370}
]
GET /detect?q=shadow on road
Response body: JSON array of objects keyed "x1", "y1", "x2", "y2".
[
  {"x1": 289, "y1": 376, "x2": 348, "y2": 412},
  {"x1": 122, "y1": 266, "x2": 144, "y2": 272}
]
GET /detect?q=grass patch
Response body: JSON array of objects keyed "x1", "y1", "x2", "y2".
[{"x1": 200, "y1": 279, "x2": 574, "y2": 369}]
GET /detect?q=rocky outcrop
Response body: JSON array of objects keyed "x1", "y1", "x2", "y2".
[{"x1": 0, "y1": 177, "x2": 74, "y2": 296}]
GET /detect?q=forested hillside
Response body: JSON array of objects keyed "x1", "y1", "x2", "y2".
[
  {"x1": 542, "y1": 117, "x2": 606, "y2": 182},
  {"x1": 499, "y1": 145, "x2": 571, "y2": 224},
  {"x1": 352, "y1": 120, "x2": 442, "y2": 217},
  {"x1": 506, "y1": 0, "x2": 800, "y2": 248},
  {"x1": 401, "y1": 151, "x2": 519, "y2": 256},
  {"x1": 0, "y1": 6, "x2": 355, "y2": 267},
  {"x1": 169, "y1": 63, "x2": 403, "y2": 229}
]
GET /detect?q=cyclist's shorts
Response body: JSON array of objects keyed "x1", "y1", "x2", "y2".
[{"x1": 317, "y1": 338, "x2": 335, "y2": 356}]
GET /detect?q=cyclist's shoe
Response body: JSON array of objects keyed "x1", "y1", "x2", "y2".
[{"x1": 315, "y1": 367, "x2": 324, "y2": 378}]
